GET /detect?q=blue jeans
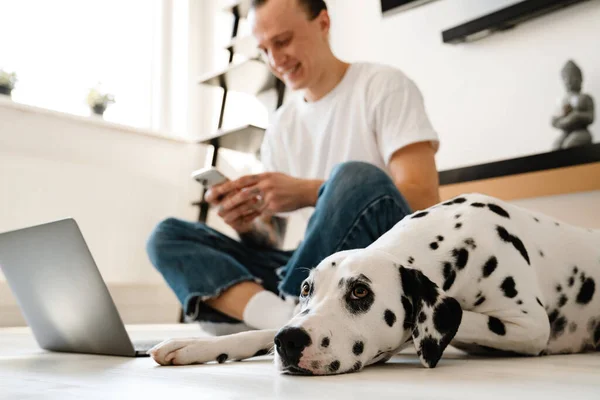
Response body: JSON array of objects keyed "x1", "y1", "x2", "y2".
[{"x1": 146, "y1": 162, "x2": 411, "y2": 323}]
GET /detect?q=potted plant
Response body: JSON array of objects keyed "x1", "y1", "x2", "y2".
[
  {"x1": 86, "y1": 84, "x2": 115, "y2": 117},
  {"x1": 0, "y1": 69, "x2": 18, "y2": 97}
]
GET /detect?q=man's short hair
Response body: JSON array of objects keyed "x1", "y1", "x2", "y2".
[{"x1": 251, "y1": 0, "x2": 327, "y2": 20}]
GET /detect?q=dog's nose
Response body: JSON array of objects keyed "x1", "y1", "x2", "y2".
[{"x1": 274, "y1": 327, "x2": 312, "y2": 364}]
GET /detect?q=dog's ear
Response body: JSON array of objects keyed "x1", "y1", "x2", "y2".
[{"x1": 399, "y1": 266, "x2": 462, "y2": 368}]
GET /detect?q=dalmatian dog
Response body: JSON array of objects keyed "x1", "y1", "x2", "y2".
[{"x1": 149, "y1": 193, "x2": 600, "y2": 375}]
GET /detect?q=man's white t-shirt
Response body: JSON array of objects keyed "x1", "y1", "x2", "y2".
[{"x1": 259, "y1": 62, "x2": 439, "y2": 241}]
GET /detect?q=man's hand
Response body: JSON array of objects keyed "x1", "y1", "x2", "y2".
[
  {"x1": 204, "y1": 183, "x2": 260, "y2": 233},
  {"x1": 206, "y1": 172, "x2": 323, "y2": 224}
]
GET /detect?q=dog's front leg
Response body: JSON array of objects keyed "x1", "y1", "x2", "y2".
[
  {"x1": 452, "y1": 311, "x2": 549, "y2": 356},
  {"x1": 149, "y1": 329, "x2": 278, "y2": 366}
]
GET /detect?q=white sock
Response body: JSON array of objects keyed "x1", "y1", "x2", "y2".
[{"x1": 243, "y1": 291, "x2": 295, "y2": 330}]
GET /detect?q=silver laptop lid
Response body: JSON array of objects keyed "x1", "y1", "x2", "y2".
[{"x1": 0, "y1": 219, "x2": 136, "y2": 356}]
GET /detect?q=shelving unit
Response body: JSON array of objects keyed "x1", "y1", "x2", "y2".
[
  {"x1": 198, "y1": 58, "x2": 277, "y2": 96},
  {"x1": 192, "y1": 0, "x2": 286, "y2": 228},
  {"x1": 182, "y1": 0, "x2": 288, "y2": 323}
]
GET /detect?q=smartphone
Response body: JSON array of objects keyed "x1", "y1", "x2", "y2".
[{"x1": 190, "y1": 167, "x2": 229, "y2": 188}]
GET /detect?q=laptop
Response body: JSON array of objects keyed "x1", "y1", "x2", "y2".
[{"x1": 0, "y1": 218, "x2": 160, "y2": 357}]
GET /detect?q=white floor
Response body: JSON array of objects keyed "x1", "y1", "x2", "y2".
[{"x1": 1, "y1": 324, "x2": 600, "y2": 400}]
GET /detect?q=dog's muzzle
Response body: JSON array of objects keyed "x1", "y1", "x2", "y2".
[{"x1": 274, "y1": 327, "x2": 312, "y2": 370}]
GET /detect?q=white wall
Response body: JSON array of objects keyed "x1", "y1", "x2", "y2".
[
  {"x1": 326, "y1": 0, "x2": 600, "y2": 170},
  {"x1": 0, "y1": 97, "x2": 207, "y2": 325}
]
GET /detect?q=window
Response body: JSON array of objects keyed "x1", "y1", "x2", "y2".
[{"x1": 0, "y1": 0, "x2": 161, "y2": 130}]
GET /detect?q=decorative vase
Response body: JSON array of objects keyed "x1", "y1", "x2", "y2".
[
  {"x1": 0, "y1": 85, "x2": 12, "y2": 97},
  {"x1": 92, "y1": 104, "x2": 107, "y2": 117}
]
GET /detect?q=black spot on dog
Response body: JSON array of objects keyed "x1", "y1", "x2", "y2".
[
  {"x1": 555, "y1": 222, "x2": 560, "y2": 227},
  {"x1": 536, "y1": 297, "x2": 543, "y2": 307},
  {"x1": 455, "y1": 223, "x2": 462, "y2": 229},
  {"x1": 569, "y1": 322, "x2": 578, "y2": 333},
  {"x1": 539, "y1": 250, "x2": 545, "y2": 257},
  {"x1": 487, "y1": 203, "x2": 510, "y2": 218},
  {"x1": 425, "y1": 327, "x2": 429, "y2": 333},
  {"x1": 453, "y1": 248, "x2": 469, "y2": 270},
  {"x1": 482, "y1": 256, "x2": 498, "y2": 278},
  {"x1": 353, "y1": 341, "x2": 364, "y2": 356},
  {"x1": 430, "y1": 242, "x2": 439, "y2": 250},
  {"x1": 331, "y1": 262, "x2": 336, "y2": 267},
  {"x1": 408, "y1": 256, "x2": 415, "y2": 265},
  {"x1": 419, "y1": 336, "x2": 442, "y2": 367},
  {"x1": 442, "y1": 262, "x2": 456, "y2": 291},
  {"x1": 311, "y1": 360, "x2": 321, "y2": 370},
  {"x1": 500, "y1": 277, "x2": 518, "y2": 298},
  {"x1": 488, "y1": 317, "x2": 506, "y2": 336},
  {"x1": 455, "y1": 214, "x2": 461, "y2": 219},
  {"x1": 412, "y1": 211, "x2": 429, "y2": 219},
  {"x1": 344, "y1": 280, "x2": 375, "y2": 315},
  {"x1": 496, "y1": 226, "x2": 530, "y2": 265},
  {"x1": 216, "y1": 353, "x2": 228, "y2": 364},
  {"x1": 568, "y1": 276, "x2": 575, "y2": 287},
  {"x1": 548, "y1": 309, "x2": 559, "y2": 324},
  {"x1": 253, "y1": 349, "x2": 270, "y2": 357},
  {"x1": 437, "y1": 235, "x2": 445, "y2": 241},
  {"x1": 384, "y1": 309, "x2": 396, "y2": 327},
  {"x1": 576, "y1": 278, "x2": 595, "y2": 305},
  {"x1": 517, "y1": 299, "x2": 523, "y2": 305},
  {"x1": 474, "y1": 296, "x2": 486, "y2": 306},
  {"x1": 349, "y1": 361, "x2": 362, "y2": 373},
  {"x1": 400, "y1": 267, "x2": 439, "y2": 307},
  {"x1": 551, "y1": 315, "x2": 567, "y2": 339},
  {"x1": 464, "y1": 238, "x2": 477, "y2": 249},
  {"x1": 558, "y1": 294, "x2": 568, "y2": 308},
  {"x1": 401, "y1": 296, "x2": 413, "y2": 330},
  {"x1": 328, "y1": 360, "x2": 340, "y2": 373},
  {"x1": 453, "y1": 197, "x2": 467, "y2": 204},
  {"x1": 321, "y1": 337, "x2": 330, "y2": 348},
  {"x1": 556, "y1": 284, "x2": 562, "y2": 292},
  {"x1": 534, "y1": 217, "x2": 540, "y2": 222},
  {"x1": 418, "y1": 311, "x2": 427, "y2": 323},
  {"x1": 470, "y1": 202, "x2": 486, "y2": 208},
  {"x1": 433, "y1": 297, "x2": 462, "y2": 335},
  {"x1": 476, "y1": 291, "x2": 482, "y2": 298},
  {"x1": 580, "y1": 273, "x2": 587, "y2": 284},
  {"x1": 573, "y1": 266, "x2": 578, "y2": 275},
  {"x1": 522, "y1": 310, "x2": 528, "y2": 314}
]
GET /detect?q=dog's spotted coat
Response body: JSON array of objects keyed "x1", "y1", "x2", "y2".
[{"x1": 149, "y1": 193, "x2": 600, "y2": 374}]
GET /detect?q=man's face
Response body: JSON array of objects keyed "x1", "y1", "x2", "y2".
[{"x1": 249, "y1": 0, "x2": 329, "y2": 91}]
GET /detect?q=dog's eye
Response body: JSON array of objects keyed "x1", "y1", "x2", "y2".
[
  {"x1": 351, "y1": 285, "x2": 369, "y2": 299},
  {"x1": 300, "y1": 283, "x2": 311, "y2": 297}
]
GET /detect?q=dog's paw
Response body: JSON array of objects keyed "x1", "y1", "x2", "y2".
[{"x1": 148, "y1": 338, "x2": 215, "y2": 366}]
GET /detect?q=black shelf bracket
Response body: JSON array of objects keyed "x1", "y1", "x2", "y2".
[{"x1": 442, "y1": 0, "x2": 590, "y2": 44}]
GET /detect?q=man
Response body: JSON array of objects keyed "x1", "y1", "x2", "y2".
[{"x1": 146, "y1": 0, "x2": 440, "y2": 334}]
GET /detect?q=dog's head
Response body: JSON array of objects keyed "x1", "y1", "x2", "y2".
[{"x1": 274, "y1": 249, "x2": 462, "y2": 375}]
